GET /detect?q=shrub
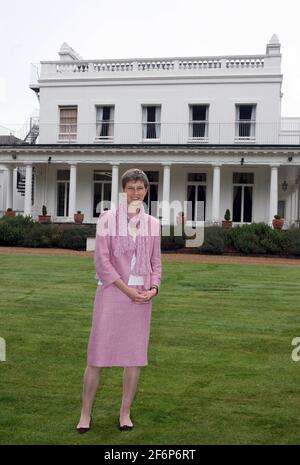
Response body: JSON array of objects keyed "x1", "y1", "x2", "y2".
[
  {"x1": 48, "y1": 225, "x2": 65, "y2": 247},
  {"x1": 0, "y1": 215, "x2": 35, "y2": 227},
  {"x1": 1, "y1": 214, "x2": 299, "y2": 255},
  {"x1": 234, "y1": 231, "x2": 265, "y2": 254},
  {"x1": 0, "y1": 215, "x2": 35, "y2": 246},
  {"x1": 0, "y1": 217, "x2": 96, "y2": 250},
  {"x1": 0, "y1": 221, "x2": 24, "y2": 245},
  {"x1": 23, "y1": 225, "x2": 51, "y2": 247},
  {"x1": 57, "y1": 226, "x2": 95, "y2": 250},
  {"x1": 22, "y1": 224, "x2": 63, "y2": 248},
  {"x1": 284, "y1": 229, "x2": 300, "y2": 255},
  {"x1": 161, "y1": 225, "x2": 186, "y2": 250},
  {"x1": 224, "y1": 209, "x2": 231, "y2": 221},
  {"x1": 200, "y1": 226, "x2": 225, "y2": 254},
  {"x1": 225, "y1": 223, "x2": 294, "y2": 255}
]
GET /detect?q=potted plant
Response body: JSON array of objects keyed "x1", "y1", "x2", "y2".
[
  {"x1": 4, "y1": 207, "x2": 16, "y2": 217},
  {"x1": 272, "y1": 214, "x2": 284, "y2": 230},
  {"x1": 222, "y1": 209, "x2": 232, "y2": 228},
  {"x1": 74, "y1": 210, "x2": 84, "y2": 224},
  {"x1": 38, "y1": 205, "x2": 51, "y2": 224}
]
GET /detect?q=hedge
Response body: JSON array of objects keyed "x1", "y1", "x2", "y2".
[
  {"x1": 0, "y1": 216, "x2": 96, "y2": 250},
  {"x1": 1, "y1": 216, "x2": 300, "y2": 255}
]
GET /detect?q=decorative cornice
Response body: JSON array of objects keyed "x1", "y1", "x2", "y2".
[
  {"x1": 211, "y1": 162, "x2": 223, "y2": 167},
  {"x1": 1, "y1": 144, "x2": 300, "y2": 153},
  {"x1": 0, "y1": 145, "x2": 299, "y2": 168}
]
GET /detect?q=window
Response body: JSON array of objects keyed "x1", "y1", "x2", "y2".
[
  {"x1": 235, "y1": 104, "x2": 256, "y2": 140},
  {"x1": 278, "y1": 200, "x2": 285, "y2": 219},
  {"x1": 58, "y1": 106, "x2": 77, "y2": 141},
  {"x1": 144, "y1": 171, "x2": 159, "y2": 216},
  {"x1": 232, "y1": 172, "x2": 254, "y2": 222},
  {"x1": 186, "y1": 173, "x2": 206, "y2": 221},
  {"x1": 189, "y1": 105, "x2": 209, "y2": 141},
  {"x1": 93, "y1": 171, "x2": 112, "y2": 217},
  {"x1": 96, "y1": 106, "x2": 114, "y2": 140},
  {"x1": 142, "y1": 106, "x2": 161, "y2": 140},
  {"x1": 56, "y1": 170, "x2": 70, "y2": 216}
]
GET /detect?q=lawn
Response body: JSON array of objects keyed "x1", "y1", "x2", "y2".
[{"x1": 0, "y1": 253, "x2": 300, "y2": 445}]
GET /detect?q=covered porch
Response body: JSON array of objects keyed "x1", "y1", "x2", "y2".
[{"x1": 1, "y1": 145, "x2": 300, "y2": 227}]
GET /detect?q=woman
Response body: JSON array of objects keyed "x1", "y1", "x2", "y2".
[{"x1": 76, "y1": 168, "x2": 161, "y2": 433}]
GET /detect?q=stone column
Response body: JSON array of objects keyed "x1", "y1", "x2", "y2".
[
  {"x1": 162, "y1": 163, "x2": 171, "y2": 225},
  {"x1": 6, "y1": 166, "x2": 14, "y2": 210},
  {"x1": 211, "y1": 164, "x2": 221, "y2": 223},
  {"x1": 111, "y1": 164, "x2": 119, "y2": 209},
  {"x1": 296, "y1": 176, "x2": 300, "y2": 224},
  {"x1": 269, "y1": 164, "x2": 279, "y2": 223},
  {"x1": 291, "y1": 190, "x2": 296, "y2": 223},
  {"x1": 24, "y1": 163, "x2": 33, "y2": 216},
  {"x1": 68, "y1": 163, "x2": 77, "y2": 220}
]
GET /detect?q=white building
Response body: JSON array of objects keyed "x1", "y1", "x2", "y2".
[{"x1": 0, "y1": 35, "x2": 300, "y2": 226}]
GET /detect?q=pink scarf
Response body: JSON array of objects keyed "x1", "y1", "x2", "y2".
[{"x1": 113, "y1": 197, "x2": 151, "y2": 276}]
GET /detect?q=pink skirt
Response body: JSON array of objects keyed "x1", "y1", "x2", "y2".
[{"x1": 87, "y1": 284, "x2": 152, "y2": 367}]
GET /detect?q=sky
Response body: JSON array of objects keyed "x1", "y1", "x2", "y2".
[{"x1": 0, "y1": 0, "x2": 299, "y2": 135}]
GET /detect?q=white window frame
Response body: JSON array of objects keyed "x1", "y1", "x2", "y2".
[
  {"x1": 56, "y1": 170, "x2": 70, "y2": 217},
  {"x1": 235, "y1": 104, "x2": 256, "y2": 142},
  {"x1": 93, "y1": 171, "x2": 112, "y2": 217},
  {"x1": 232, "y1": 172, "x2": 254, "y2": 223},
  {"x1": 144, "y1": 171, "x2": 159, "y2": 217},
  {"x1": 95, "y1": 105, "x2": 115, "y2": 142},
  {"x1": 186, "y1": 173, "x2": 207, "y2": 223},
  {"x1": 58, "y1": 106, "x2": 78, "y2": 142},
  {"x1": 188, "y1": 104, "x2": 209, "y2": 143},
  {"x1": 142, "y1": 105, "x2": 161, "y2": 142}
]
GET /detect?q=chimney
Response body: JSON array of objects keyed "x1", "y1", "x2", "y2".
[{"x1": 265, "y1": 34, "x2": 281, "y2": 71}]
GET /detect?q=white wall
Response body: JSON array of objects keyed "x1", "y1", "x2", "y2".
[{"x1": 39, "y1": 79, "x2": 282, "y2": 145}]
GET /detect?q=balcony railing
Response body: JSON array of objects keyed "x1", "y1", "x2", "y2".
[
  {"x1": 95, "y1": 120, "x2": 114, "y2": 140},
  {"x1": 142, "y1": 122, "x2": 161, "y2": 140},
  {"x1": 235, "y1": 120, "x2": 256, "y2": 142},
  {"x1": 35, "y1": 121, "x2": 300, "y2": 145},
  {"x1": 189, "y1": 121, "x2": 209, "y2": 142},
  {"x1": 39, "y1": 55, "x2": 269, "y2": 79}
]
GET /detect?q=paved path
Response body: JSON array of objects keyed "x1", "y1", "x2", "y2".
[{"x1": 0, "y1": 247, "x2": 299, "y2": 267}]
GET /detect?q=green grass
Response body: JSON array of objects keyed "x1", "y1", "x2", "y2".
[{"x1": 0, "y1": 253, "x2": 300, "y2": 444}]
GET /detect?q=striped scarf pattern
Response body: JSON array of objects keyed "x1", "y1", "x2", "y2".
[{"x1": 113, "y1": 197, "x2": 151, "y2": 276}]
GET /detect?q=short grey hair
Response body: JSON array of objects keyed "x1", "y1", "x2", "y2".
[{"x1": 121, "y1": 168, "x2": 149, "y2": 189}]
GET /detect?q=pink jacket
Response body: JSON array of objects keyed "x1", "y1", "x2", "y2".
[{"x1": 94, "y1": 209, "x2": 161, "y2": 291}]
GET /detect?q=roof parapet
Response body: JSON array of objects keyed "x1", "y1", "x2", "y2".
[{"x1": 58, "y1": 42, "x2": 82, "y2": 61}]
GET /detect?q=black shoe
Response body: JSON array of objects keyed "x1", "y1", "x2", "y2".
[
  {"x1": 76, "y1": 417, "x2": 92, "y2": 434},
  {"x1": 119, "y1": 422, "x2": 133, "y2": 432}
]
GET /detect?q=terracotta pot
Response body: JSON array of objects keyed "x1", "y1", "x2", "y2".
[
  {"x1": 222, "y1": 220, "x2": 232, "y2": 228},
  {"x1": 38, "y1": 215, "x2": 51, "y2": 224},
  {"x1": 272, "y1": 218, "x2": 284, "y2": 230},
  {"x1": 74, "y1": 212, "x2": 84, "y2": 224},
  {"x1": 5, "y1": 210, "x2": 16, "y2": 217}
]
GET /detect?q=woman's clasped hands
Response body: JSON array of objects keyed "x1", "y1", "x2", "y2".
[{"x1": 126, "y1": 287, "x2": 156, "y2": 304}]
